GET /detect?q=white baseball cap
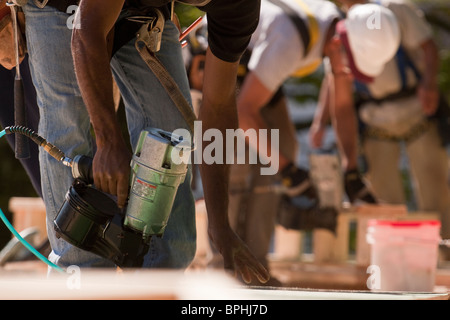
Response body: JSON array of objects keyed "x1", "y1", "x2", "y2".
[{"x1": 337, "y1": 3, "x2": 401, "y2": 82}]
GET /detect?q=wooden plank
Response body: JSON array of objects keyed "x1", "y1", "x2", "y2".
[
  {"x1": 244, "y1": 286, "x2": 449, "y2": 300},
  {"x1": 313, "y1": 209, "x2": 356, "y2": 263},
  {"x1": 0, "y1": 266, "x2": 446, "y2": 300},
  {"x1": 0, "y1": 261, "x2": 448, "y2": 300},
  {"x1": 8, "y1": 197, "x2": 47, "y2": 244},
  {"x1": 270, "y1": 260, "x2": 368, "y2": 290},
  {"x1": 269, "y1": 260, "x2": 449, "y2": 298},
  {"x1": 272, "y1": 225, "x2": 303, "y2": 261}
]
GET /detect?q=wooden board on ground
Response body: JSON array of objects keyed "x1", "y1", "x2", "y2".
[{"x1": 0, "y1": 263, "x2": 448, "y2": 300}]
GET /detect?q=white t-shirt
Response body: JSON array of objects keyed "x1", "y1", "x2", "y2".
[
  {"x1": 364, "y1": 0, "x2": 433, "y2": 99},
  {"x1": 247, "y1": 0, "x2": 341, "y2": 93}
]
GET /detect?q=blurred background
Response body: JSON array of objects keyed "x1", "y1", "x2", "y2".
[{"x1": 0, "y1": 0, "x2": 449, "y2": 250}]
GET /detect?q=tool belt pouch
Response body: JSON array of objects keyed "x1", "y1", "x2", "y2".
[
  {"x1": 358, "y1": 95, "x2": 426, "y2": 137},
  {"x1": 0, "y1": 6, "x2": 26, "y2": 70}
]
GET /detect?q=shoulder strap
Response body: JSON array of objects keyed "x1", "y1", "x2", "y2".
[
  {"x1": 267, "y1": 0, "x2": 322, "y2": 77},
  {"x1": 293, "y1": 0, "x2": 319, "y2": 54},
  {"x1": 355, "y1": 44, "x2": 422, "y2": 99},
  {"x1": 373, "y1": 0, "x2": 422, "y2": 90},
  {"x1": 267, "y1": 0, "x2": 315, "y2": 56},
  {"x1": 134, "y1": 12, "x2": 196, "y2": 134},
  {"x1": 395, "y1": 45, "x2": 422, "y2": 91}
]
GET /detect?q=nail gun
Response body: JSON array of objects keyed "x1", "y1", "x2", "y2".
[{"x1": 4, "y1": 126, "x2": 190, "y2": 268}]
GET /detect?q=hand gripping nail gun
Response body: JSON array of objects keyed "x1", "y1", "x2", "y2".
[{"x1": 52, "y1": 127, "x2": 190, "y2": 268}]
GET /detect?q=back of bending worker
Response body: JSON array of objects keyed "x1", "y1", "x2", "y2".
[{"x1": 23, "y1": 0, "x2": 269, "y2": 283}]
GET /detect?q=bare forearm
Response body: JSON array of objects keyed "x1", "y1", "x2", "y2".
[
  {"x1": 70, "y1": 0, "x2": 130, "y2": 206},
  {"x1": 199, "y1": 161, "x2": 231, "y2": 228},
  {"x1": 199, "y1": 49, "x2": 270, "y2": 283},
  {"x1": 421, "y1": 38, "x2": 439, "y2": 89},
  {"x1": 311, "y1": 76, "x2": 331, "y2": 131},
  {"x1": 237, "y1": 72, "x2": 287, "y2": 170},
  {"x1": 323, "y1": 36, "x2": 359, "y2": 170},
  {"x1": 199, "y1": 49, "x2": 238, "y2": 229},
  {"x1": 312, "y1": 102, "x2": 330, "y2": 129},
  {"x1": 72, "y1": 32, "x2": 121, "y2": 143},
  {"x1": 198, "y1": 98, "x2": 235, "y2": 228},
  {"x1": 331, "y1": 73, "x2": 358, "y2": 171},
  {"x1": 72, "y1": 0, "x2": 124, "y2": 144},
  {"x1": 418, "y1": 38, "x2": 440, "y2": 115}
]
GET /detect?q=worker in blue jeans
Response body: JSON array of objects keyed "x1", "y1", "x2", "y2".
[
  {"x1": 0, "y1": 55, "x2": 41, "y2": 198},
  {"x1": 0, "y1": 55, "x2": 49, "y2": 261},
  {"x1": 23, "y1": 0, "x2": 270, "y2": 283}
]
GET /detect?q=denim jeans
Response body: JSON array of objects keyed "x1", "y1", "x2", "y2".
[
  {"x1": 0, "y1": 56, "x2": 42, "y2": 197},
  {"x1": 23, "y1": 1, "x2": 196, "y2": 270}
]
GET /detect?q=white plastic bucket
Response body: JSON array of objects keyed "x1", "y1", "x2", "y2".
[{"x1": 366, "y1": 219, "x2": 441, "y2": 292}]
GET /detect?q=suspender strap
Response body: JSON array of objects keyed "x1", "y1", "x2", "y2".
[
  {"x1": 395, "y1": 45, "x2": 422, "y2": 91},
  {"x1": 293, "y1": 0, "x2": 319, "y2": 54},
  {"x1": 267, "y1": 0, "x2": 311, "y2": 56},
  {"x1": 356, "y1": 45, "x2": 422, "y2": 102},
  {"x1": 134, "y1": 10, "x2": 196, "y2": 133},
  {"x1": 267, "y1": 0, "x2": 321, "y2": 77},
  {"x1": 135, "y1": 45, "x2": 197, "y2": 133}
]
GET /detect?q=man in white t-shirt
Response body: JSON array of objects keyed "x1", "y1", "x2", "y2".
[
  {"x1": 186, "y1": 0, "x2": 343, "y2": 284},
  {"x1": 239, "y1": 0, "x2": 380, "y2": 203},
  {"x1": 239, "y1": 0, "x2": 340, "y2": 191},
  {"x1": 187, "y1": 0, "x2": 402, "y2": 283},
  {"x1": 312, "y1": 0, "x2": 450, "y2": 251},
  {"x1": 233, "y1": 0, "x2": 382, "y2": 282}
]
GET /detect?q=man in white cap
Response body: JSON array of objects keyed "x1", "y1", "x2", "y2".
[
  {"x1": 237, "y1": 0, "x2": 384, "y2": 207},
  {"x1": 321, "y1": 3, "x2": 401, "y2": 203},
  {"x1": 312, "y1": 0, "x2": 450, "y2": 252}
]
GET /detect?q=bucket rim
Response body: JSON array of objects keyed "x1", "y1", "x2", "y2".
[{"x1": 367, "y1": 219, "x2": 441, "y2": 228}]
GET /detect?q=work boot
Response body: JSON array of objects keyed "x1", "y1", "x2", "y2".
[
  {"x1": 344, "y1": 169, "x2": 377, "y2": 204},
  {"x1": 280, "y1": 162, "x2": 317, "y2": 200}
]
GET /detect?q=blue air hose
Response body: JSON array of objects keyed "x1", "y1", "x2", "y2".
[
  {"x1": 0, "y1": 129, "x2": 65, "y2": 273},
  {"x1": 0, "y1": 209, "x2": 64, "y2": 273}
]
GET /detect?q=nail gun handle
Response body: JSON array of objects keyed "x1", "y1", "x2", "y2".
[{"x1": 72, "y1": 155, "x2": 94, "y2": 184}]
